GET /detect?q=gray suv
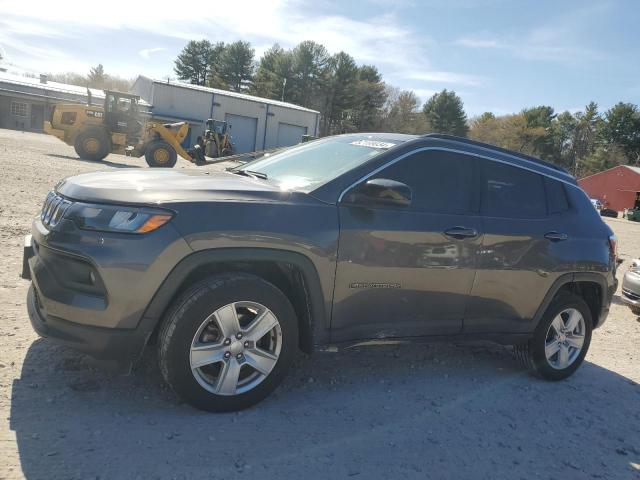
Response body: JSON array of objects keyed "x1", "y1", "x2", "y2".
[{"x1": 23, "y1": 133, "x2": 618, "y2": 411}]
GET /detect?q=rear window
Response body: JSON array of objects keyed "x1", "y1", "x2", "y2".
[{"x1": 481, "y1": 161, "x2": 546, "y2": 218}]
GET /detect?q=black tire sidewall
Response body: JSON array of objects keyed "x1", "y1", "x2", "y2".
[
  {"x1": 160, "y1": 275, "x2": 298, "y2": 412},
  {"x1": 74, "y1": 129, "x2": 109, "y2": 161},
  {"x1": 145, "y1": 141, "x2": 177, "y2": 168},
  {"x1": 530, "y1": 294, "x2": 593, "y2": 381}
]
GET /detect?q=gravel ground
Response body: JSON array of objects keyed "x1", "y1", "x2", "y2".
[{"x1": 0, "y1": 129, "x2": 639, "y2": 480}]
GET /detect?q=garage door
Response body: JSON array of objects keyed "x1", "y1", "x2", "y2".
[
  {"x1": 277, "y1": 123, "x2": 307, "y2": 148},
  {"x1": 225, "y1": 114, "x2": 258, "y2": 154}
]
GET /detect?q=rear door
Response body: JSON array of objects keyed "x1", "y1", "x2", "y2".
[
  {"x1": 464, "y1": 160, "x2": 572, "y2": 333},
  {"x1": 331, "y1": 149, "x2": 483, "y2": 342}
]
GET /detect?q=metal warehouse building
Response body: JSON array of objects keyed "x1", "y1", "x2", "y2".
[
  {"x1": 0, "y1": 71, "x2": 105, "y2": 132},
  {"x1": 131, "y1": 75, "x2": 320, "y2": 154},
  {"x1": 579, "y1": 165, "x2": 640, "y2": 212}
]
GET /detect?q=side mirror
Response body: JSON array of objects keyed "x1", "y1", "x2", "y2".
[{"x1": 346, "y1": 178, "x2": 412, "y2": 208}]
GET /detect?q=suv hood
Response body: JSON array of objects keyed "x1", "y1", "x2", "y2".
[{"x1": 55, "y1": 169, "x2": 297, "y2": 205}]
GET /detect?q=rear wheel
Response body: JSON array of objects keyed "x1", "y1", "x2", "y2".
[
  {"x1": 514, "y1": 293, "x2": 592, "y2": 381},
  {"x1": 74, "y1": 129, "x2": 110, "y2": 161},
  {"x1": 145, "y1": 141, "x2": 177, "y2": 168},
  {"x1": 158, "y1": 274, "x2": 298, "y2": 412}
]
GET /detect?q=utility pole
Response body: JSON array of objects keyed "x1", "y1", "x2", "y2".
[{"x1": 281, "y1": 78, "x2": 287, "y2": 102}]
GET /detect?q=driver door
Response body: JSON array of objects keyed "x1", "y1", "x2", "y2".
[{"x1": 331, "y1": 150, "x2": 482, "y2": 343}]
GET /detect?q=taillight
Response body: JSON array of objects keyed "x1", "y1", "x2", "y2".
[{"x1": 608, "y1": 235, "x2": 618, "y2": 260}]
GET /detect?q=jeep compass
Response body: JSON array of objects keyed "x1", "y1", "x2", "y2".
[{"x1": 23, "y1": 133, "x2": 618, "y2": 411}]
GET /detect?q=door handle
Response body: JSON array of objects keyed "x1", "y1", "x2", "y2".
[
  {"x1": 444, "y1": 226, "x2": 479, "y2": 239},
  {"x1": 544, "y1": 231, "x2": 568, "y2": 242}
]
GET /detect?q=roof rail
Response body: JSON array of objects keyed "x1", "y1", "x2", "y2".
[{"x1": 422, "y1": 133, "x2": 569, "y2": 174}]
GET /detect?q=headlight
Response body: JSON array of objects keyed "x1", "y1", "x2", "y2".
[
  {"x1": 64, "y1": 202, "x2": 173, "y2": 234},
  {"x1": 629, "y1": 259, "x2": 640, "y2": 273}
]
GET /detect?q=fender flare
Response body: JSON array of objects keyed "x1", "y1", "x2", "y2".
[
  {"x1": 532, "y1": 272, "x2": 610, "y2": 329},
  {"x1": 137, "y1": 248, "x2": 329, "y2": 346}
]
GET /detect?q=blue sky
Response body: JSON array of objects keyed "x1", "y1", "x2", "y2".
[{"x1": 0, "y1": 0, "x2": 638, "y2": 116}]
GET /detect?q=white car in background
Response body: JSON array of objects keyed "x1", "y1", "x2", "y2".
[{"x1": 622, "y1": 259, "x2": 640, "y2": 316}]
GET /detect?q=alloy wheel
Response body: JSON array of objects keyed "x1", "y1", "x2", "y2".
[
  {"x1": 190, "y1": 301, "x2": 282, "y2": 396},
  {"x1": 544, "y1": 308, "x2": 586, "y2": 370}
]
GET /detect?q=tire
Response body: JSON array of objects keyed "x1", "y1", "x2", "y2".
[
  {"x1": 158, "y1": 273, "x2": 298, "y2": 412},
  {"x1": 631, "y1": 307, "x2": 640, "y2": 317},
  {"x1": 74, "y1": 129, "x2": 110, "y2": 161},
  {"x1": 514, "y1": 293, "x2": 592, "y2": 381},
  {"x1": 145, "y1": 141, "x2": 177, "y2": 168}
]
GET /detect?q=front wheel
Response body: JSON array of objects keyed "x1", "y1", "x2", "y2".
[
  {"x1": 145, "y1": 141, "x2": 177, "y2": 168},
  {"x1": 514, "y1": 293, "x2": 592, "y2": 381},
  {"x1": 158, "y1": 274, "x2": 298, "y2": 412}
]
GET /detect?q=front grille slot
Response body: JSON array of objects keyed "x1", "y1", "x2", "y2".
[{"x1": 40, "y1": 192, "x2": 72, "y2": 229}]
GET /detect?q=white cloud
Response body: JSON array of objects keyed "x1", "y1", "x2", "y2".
[
  {"x1": 455, "y1": 33, "x2": 602, "y2": 63},
  {"x1": 455, "y1": 37, "x2": 504, "y2": 49},
  {"x1": 412, "y1": 88, "x2": 437, "y2": 103},
  {"x1": 407, "y1": 71, "x2": 486, "y2": 87},
  {"x1": 454, "y1": 4, "x2": 608, "y2": 64},
  {"x1": 0, "y1": 0, "x2": 482, "y2": 91},
  {"x1": 139, "y1": 47, "x2": 166, "y2": 59}
]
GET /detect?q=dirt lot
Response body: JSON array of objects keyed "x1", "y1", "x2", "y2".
[{"x1": 0, "y1": 129, "x2": 639, "y2": 480}]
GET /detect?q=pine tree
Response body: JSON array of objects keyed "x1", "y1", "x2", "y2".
[
  {"x1": 217, "y1": 41, "x2": 255, "y2": 92},
  {"x1": 174, "y1": 40, "x2": 215, "y2": 86},
  {"x1": 87, "y1": 64, "x2": 106, "y2": 89},
  {"x1": 423, "y1": 89, "x2": 469, "y2": 137}
]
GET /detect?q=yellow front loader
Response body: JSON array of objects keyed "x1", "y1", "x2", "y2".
[{"x1": 44, "y1": 90, "x2": 196, "y2": 167}]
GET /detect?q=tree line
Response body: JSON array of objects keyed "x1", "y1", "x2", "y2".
[
  {"x1": 174, "y1": 40, "x2": 474, "y2": 138},
  {"x1": 174, "y1": 38, "x2": 640, "y2": 175},
  {"x1": 469, "y1": 102, "x2": 640, "y2": 176},
  {"x1": 45, "y1": 64, "x2": 133, "y2": 94}
]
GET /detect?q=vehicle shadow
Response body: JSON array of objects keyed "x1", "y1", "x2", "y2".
[
  {"x1": 10, "y1": 339, "x2": 640, "y2": 479},
  {"x1": 46, "y1": 153, "x2": 142, "y2": 169}
]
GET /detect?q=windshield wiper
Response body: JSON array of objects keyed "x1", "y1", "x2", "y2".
[{"x1": 232, "y1": 169, "x2": 268, "y2": 180}]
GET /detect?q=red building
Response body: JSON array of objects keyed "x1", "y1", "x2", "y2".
[{"x1": 578, "y1": 165, "x2": 640, "y2": 212}]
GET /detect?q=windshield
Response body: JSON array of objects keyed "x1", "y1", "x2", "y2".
[{"x1": 238, "y1": 136, "x2": 398, "y2": 191}]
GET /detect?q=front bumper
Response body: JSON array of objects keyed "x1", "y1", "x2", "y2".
[
  {"x1": 23, "y1": 233, "x2": 149, "y2": 370},
  {"x1": 22, "y1": 212, "x2": 192, "y2": 369},
  {"x1": 26, "y1": 283, "x2": 147, "y2": 372}
]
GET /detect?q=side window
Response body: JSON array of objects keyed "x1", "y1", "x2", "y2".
[
  {"x1": 373, "y1": 150, "x2": 474, "y2": 214},
  {"x1": 481, "y1": 161, "x2": 546, "y2": 218},
  {"x1": 106, "y1": 95, "x2": 116, "y2": 113},
  {"x1": 544, "y1": 177, "x2": 570, "y2": 214}
]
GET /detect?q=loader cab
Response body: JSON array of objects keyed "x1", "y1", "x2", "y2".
[
  {"x1": 103, "y1": 91, "x2": 142, "y2": 135},
  {"x1": 206, "y1": 118, "x2": 228, "y2": 135}
]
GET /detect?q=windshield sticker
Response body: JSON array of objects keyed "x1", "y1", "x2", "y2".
[{"x1": 350, "y1": 140, "x2": 396, "y2": 149}]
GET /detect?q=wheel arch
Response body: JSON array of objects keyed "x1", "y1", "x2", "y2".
[
  {"x1": 533, "y1": 273, "x2": 610, "y2": 330},
  {"x1": 139, "y1": 248, "x2": 329, "y2": 354}
]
